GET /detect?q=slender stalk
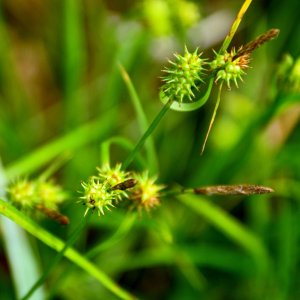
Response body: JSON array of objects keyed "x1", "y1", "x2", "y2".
[
  {"x1": 119, "y1": 64, "x2": 159, "y2": 174},
  {"x1": 201, "y1": 81, "x2": 223, "y2": 154},
  {"x1": 219, "y1": 0, "x2": 253, "y2": 53},
  {"x1": 122, "y1": 99, "x2": 172, "y2": 170}
]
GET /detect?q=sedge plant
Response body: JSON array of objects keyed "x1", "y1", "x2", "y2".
[{"x1": 0, "y1": 0, "x2": 284, "y2": 299}]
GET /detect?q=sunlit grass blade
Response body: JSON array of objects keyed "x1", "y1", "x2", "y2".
[
  {"x1": 48, "y1": 213, "x2": 137, "y2": 298},
  {"x1": 0, "y1": 161, "x2": 45, "y2": 300},
  {"x1": 0, "y1": 199, "x2": 135, "y2": 300},
  {"x1": 21, "y1": 217, "x2": 88, "y2": 300},
  {"x1": 219, "y1": 0, "x2": 253, "y2": 53}
]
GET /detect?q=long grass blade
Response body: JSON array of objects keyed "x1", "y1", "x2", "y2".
[
  {"x1": 178, "y1": 194, "x2": 270, "y2": 272},
  {"x1": 122, "y1": 99, "x2": 172, "y2": 170},
  {"x1": 0, "y1": 161, "x2": 45, "y2": 300},
  {"x1": 0, "y1": 199, "x2": 135, "y2": 300},
  {"x1": 119, "y1": 64, "x2": 159, "y2": 174}
]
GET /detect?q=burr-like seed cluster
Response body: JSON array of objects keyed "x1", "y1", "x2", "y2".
[{"x1": 161, "y1": 47, "x2": 205, "y2": 103}]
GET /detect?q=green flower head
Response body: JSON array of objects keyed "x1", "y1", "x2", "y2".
[{"x1": 160, "y1": 46, "x2": 206, "y2": 103}]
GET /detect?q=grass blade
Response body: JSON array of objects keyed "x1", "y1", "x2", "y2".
[
  {"x1": 122, "y1": 99, "x2": 172, "y2": 170},
  {"x1": 118, "y1": 64, "x2": 158, "y2": 174},
  {"x1": 219, "y1": 0, "x2": 253, "y2": 53},
  {"x1": 178, "y1": 194, "x2": 270, "y2": 272},
  {"x1": 0, "y1": 199, "x2": 135, "y2": 300},
  {"x1": 5, "y1": 108, "x2": 117, "y2": 180},
  {"x1": 100, "y1": 136, "x2": 146, "y2": 169},
  {"x1": 0, "y1": 162, "x2": 45, "y2": 300}
]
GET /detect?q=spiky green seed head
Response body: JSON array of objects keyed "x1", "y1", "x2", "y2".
[
  {"x1": 7, "y1": 179, "x2": 67, "y2": 212},
  {"x1": 80, "y1": 177, "x2": 127, "y2": 216},
  {"x1": 160, "y1": 46, "x2": 205, "y2": 103},
  {"x1": 128, "y1": 171, "x2": 164, "y2": 214},
  {"x1": 81, "y1": 164, "x2": 130, "y2": 216},
  {"x1": 35, "y1": 181, "x2": 67, "y2": 210},
  {"x1": 97, "y1": 163, "x2": 128, "y2": 186},
  {"x1": 7, "y1": 179, "x2": 37, "y2": 210},
  {"x1": 211, "y1": 50, "x2": 248, "y2": 88}
]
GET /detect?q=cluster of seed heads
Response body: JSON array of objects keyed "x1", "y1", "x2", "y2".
[
  {"x1": 160, "y1": 29, "x2": 279, "y2": 102},
  {"x1": 211, "y1": 49, "x2": 249, "y2": 88},
  {"x1": 7, "y1": 179, "x2": 69, "y2": 224},
  {"x1": 80, "y1": 164, "x2": 164, "y2": 216}
]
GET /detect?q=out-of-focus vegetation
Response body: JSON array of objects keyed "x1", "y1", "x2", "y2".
[{"x1": 0, "y1": 0, "x2": 300, "y2": 299}]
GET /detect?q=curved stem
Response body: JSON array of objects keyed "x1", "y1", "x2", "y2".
[{"x1": 160, "y1": 78, "x2": 214, "y2": 112}]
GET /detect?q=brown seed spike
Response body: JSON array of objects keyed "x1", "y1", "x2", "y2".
[
  {"x1": 36, "y1": 204, "x2": 70, "y2": 225},
  {"x1": 234, "y1": 28, "x2": 280, "y2": 59},
  {"x1": 111, "y1": 179, "x2": 138, "y2": 191},
  {"x1": 193, "y1": 184, "x2": 274, "y2": 196}
]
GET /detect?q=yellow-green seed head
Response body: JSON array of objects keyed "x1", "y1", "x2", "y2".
[
  {"x1": 7, "y1": 179, "x2": 37, "y2": 209},
  {"x1": 97, "y1": 163, "x2": 128, "y2": 186},
  {"x1": 160, "y1": 46, "x2": 205, "y2": 103},
  {"x1": 129, "y1": 171, "x2": 164, "y2": 213},
  {"x1": 80, "y1": 177, "x2": 126, "y2": 216},
  {"x1": 7, "y1": 179, "x2": 67, "y2": 213},
  {"x1": 211, "y1": 50, "x2": 248, "y2": 88}
]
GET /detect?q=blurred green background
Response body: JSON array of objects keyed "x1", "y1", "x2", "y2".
[{"x1": 1, "y1": 0, "x2": 300, "y2": 299}]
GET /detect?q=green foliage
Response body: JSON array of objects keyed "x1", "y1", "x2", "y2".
[{"x1": 0, "y1": 0, "x2": 300, "y2": 300}]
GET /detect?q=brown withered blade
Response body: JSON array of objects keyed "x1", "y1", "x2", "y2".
[
  {"x1": 234, "y1": 28, "x2": 280, "y2": 59},
  {"x1": 111, "y1": 179, "x2": 137, "y2": 191},
  {"x1": 194, "y1": 185, "x2": 274, "y2": 196}
]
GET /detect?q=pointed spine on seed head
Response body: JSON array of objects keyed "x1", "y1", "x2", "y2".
[
  {"x1": 211, "y1": 48, "x2": 249, "y2": 89},
  {"x1": 160, "y1": 46, "x2": 206, "y2": 103},
  {"x1": 80, "y1": 164, "x2": 131, "y2": 216},
  {"x1": 127, "y1": 172, "x2": 164, "y2": 214},
  {"x1": 80, "y1": 177, "x2": 126, "y2": 216}
]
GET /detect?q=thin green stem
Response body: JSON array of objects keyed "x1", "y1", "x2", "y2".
[
  {"x1": 122, "y1": 99, "x2": 172, "y2": 170},
  {"x1": 201, "y1": 81, "x2": 223, "y2": 154},
  {"x1": 219, "y1": 0, "x2": 253, "y2": 53},
  {"x1": 160, "y1": 77, "x2": 214, "y2": 112},
  {"x1": 118, "y1": 64, "x2": 158, "y2": 174}
]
